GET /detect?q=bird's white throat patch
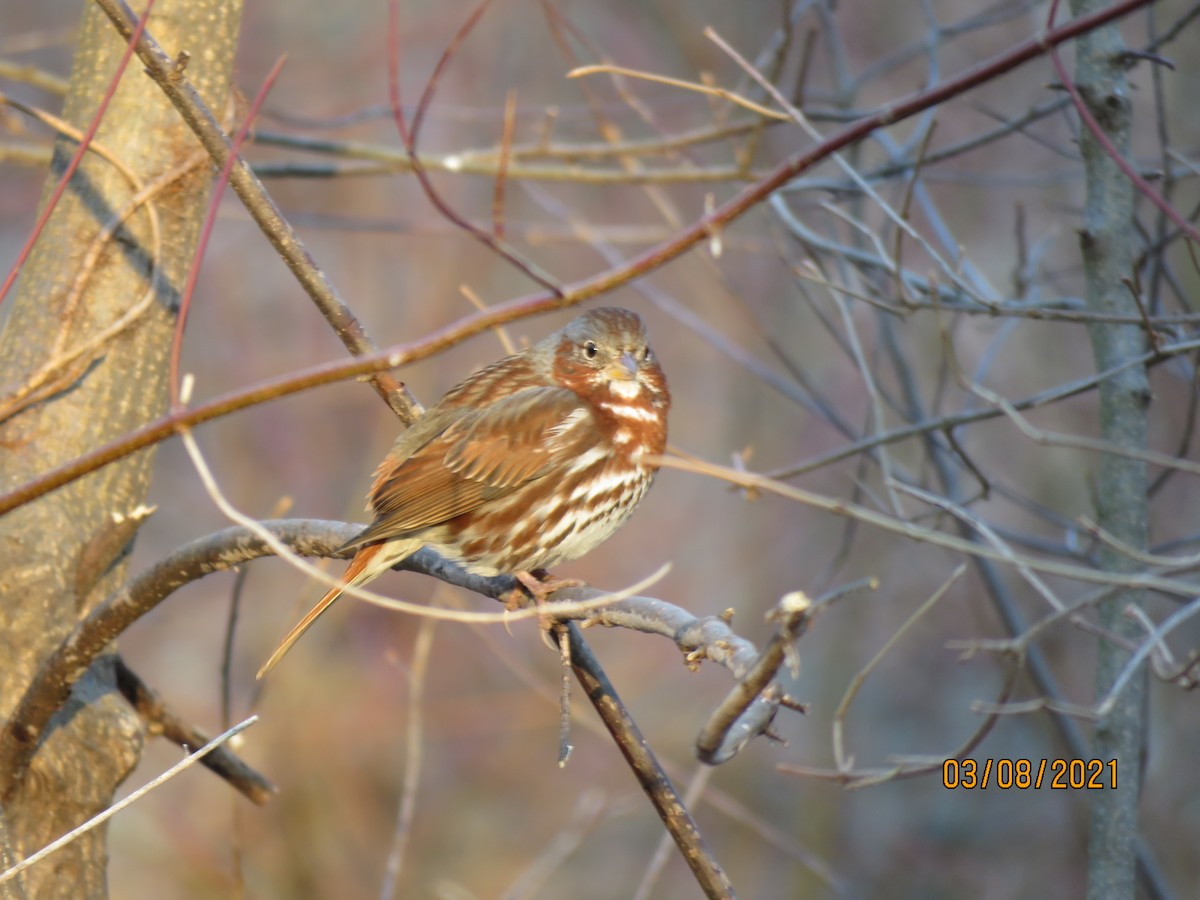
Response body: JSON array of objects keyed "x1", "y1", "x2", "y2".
[{"x1": 610, "y1": 379, "x2": 642, "y2": 400}]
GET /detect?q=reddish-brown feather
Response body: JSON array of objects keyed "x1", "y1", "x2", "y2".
[{"x1": 259, "y1": 306, "x2": 669, "y2": 677}]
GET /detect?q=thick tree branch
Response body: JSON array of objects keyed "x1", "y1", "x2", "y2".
[{"x1": 0, "y1": 519, "x2": 798, "y2": 802}]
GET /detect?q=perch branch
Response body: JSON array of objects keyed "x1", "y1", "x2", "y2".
[{"x1": 0, "y1": 519, "x2": 802, "y2": 802}]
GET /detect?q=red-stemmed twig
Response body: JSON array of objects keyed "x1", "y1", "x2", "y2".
[
  {"x1": 1045, "y1": 0, "x2": 1200, "y2": 247},
  {"x1": 386, "y1": 0, "x2": 562, "y2": 294},
  {"x1": 169, "y1": 57, "x2": 287, "y2": 411},
  {"x1": 91, "y1": 0, "x2": 421, "y2": 424},
  {"x1": 0, "y1": 0, "x2": 156, "y2": 308},
  {"x1": 0, "y1": 0, "x2": 1157, "y2": 520}
]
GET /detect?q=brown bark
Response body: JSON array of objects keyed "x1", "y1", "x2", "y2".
[{"x1": 0, "y1": 1, "x2": 243, "y2": 896}]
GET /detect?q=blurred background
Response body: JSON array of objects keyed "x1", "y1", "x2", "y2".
[{"x1": 4, "y1": 0, "x2": 1200, "y2": 897}]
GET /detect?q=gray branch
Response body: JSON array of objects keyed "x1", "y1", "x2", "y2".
[{"x1": 0, "y1": 519, "x2": 804, "y2": 803}]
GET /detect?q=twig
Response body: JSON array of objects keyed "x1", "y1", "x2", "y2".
[
  {"x1": 695, "y1": 592, "x2": 814, "y2": 765},
  {"x1": 0, "y1": 717, "x2": 258, "y2": 887},
  {"x1": 90, "y1": 0, "x2": 419, "y2": 423},
  {"x1": 1046, "y1": 3, "x2": 1200, "y2": 246},
  {"x1": 492, "y1": 89, "x2": 517, "y2": 239},
  {"x1": 651, "y1": 453, "x2": 1200, "y2": 599},
  {"x1": 112, "y1": 658, "x2": 273, "y2": 805},
  {"x1": 565, "y1": 623, "x2": 736, "y2": 899},
  {"x1": 379, "y1": 615, "x2": 436, "y2": 900},
  {"x1": 0, "y1": 516, "x2": 771, "y2": 802},
  {"x1": 832, "y1": 567, "x2": 963, "y2": 773},
  {"x1": 386, "y1": 0, "x2": 562, "y2": 295},
  {"x1": 633, "y1": 765, "x2": 715, "y2": 900},
  {"x1": 0, "y1": 1, "x2": 156, "y2": 308},
  {"x1": 568, "y1": 64, "x2": 791, "y2": 122},
  {"x1": 1, "y1": 0, "x2": 1173, "y2": 519},
  {"x1": 169, "y1": 57, "x2": 286, "y2": 410}
]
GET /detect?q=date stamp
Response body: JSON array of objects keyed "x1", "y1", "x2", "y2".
[{"x1": 943, "y1": 758, "x2": 1117, "y2": 790}]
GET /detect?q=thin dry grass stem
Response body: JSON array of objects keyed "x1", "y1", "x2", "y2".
[
  {"x1": 0, "y1": 59, "x2": 68, "y2": 94},
  {"x1": 649, "y1": 452, "x2": 1199, "y2": 599},
  {"x1": 181, "y1": 423, "x2": 672, "y2": 627},
  {"x1": 379, "y1": 614, "x2": 437, "y2": 900},
  {"x1": 832, "y1": 566, "x2": 965, "y2": 774},
  {"x1": 0, "y1": 717, "x2": 258, "y2": 889},
  {"x1": 567, "y1": 64, "x2": 791, "y2": 122},
  {"x1": 458, "y1": 285, "x2": 518, "y2": 354},
  {"x1": 112, "y1": 659, "x2": 273, "y2": 805},
  {"x1": 498, "y1": 790, "x2": 608, "y2": 900},
  {"x1": 0, "y1": 93, "x2": 130, "y2": 180}
]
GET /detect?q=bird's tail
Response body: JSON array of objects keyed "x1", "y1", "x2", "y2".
[{"x1": 257, "y1": 541, "x2": 412, "y2": 679}]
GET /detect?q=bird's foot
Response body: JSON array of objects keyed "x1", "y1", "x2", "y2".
[
  {"x1": 520, "y1": 569, "x2": 585, "y2": 602},
  {"x1": 501, "y1": 570, "x2": 584, "y2": 610}
]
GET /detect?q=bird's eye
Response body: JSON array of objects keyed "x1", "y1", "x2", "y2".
[
  {"x1": 583, "y1": 341, "x2": 599, "y2": 359},
  {"x1": 641, "y1": 346, "x2": 652, "y2": 362}
]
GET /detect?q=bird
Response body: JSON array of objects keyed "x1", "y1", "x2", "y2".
[{"x1": 258, "y1": 307, "x2": 670, "y2": 677}]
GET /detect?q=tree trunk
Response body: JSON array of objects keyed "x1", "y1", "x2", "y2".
[
  {"x1": 1068, "y1": 2, "x2": 1149, "y2": 898},
  {"x1": 0, "y1": 1, "x2": 243, "y2": 896}
]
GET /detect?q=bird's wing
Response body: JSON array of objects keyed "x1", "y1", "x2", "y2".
[{"x1": 350, "y1": 387, "x2": 598, "y2": 547}]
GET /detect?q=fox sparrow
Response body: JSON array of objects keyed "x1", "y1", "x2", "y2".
[{"x1": 259, "y1": 307, "x2": 670, "y2": 676}]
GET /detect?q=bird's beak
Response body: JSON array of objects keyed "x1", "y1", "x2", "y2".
[{"x1": 608, "y1": 351, "x2": 639, "y2": 380}]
